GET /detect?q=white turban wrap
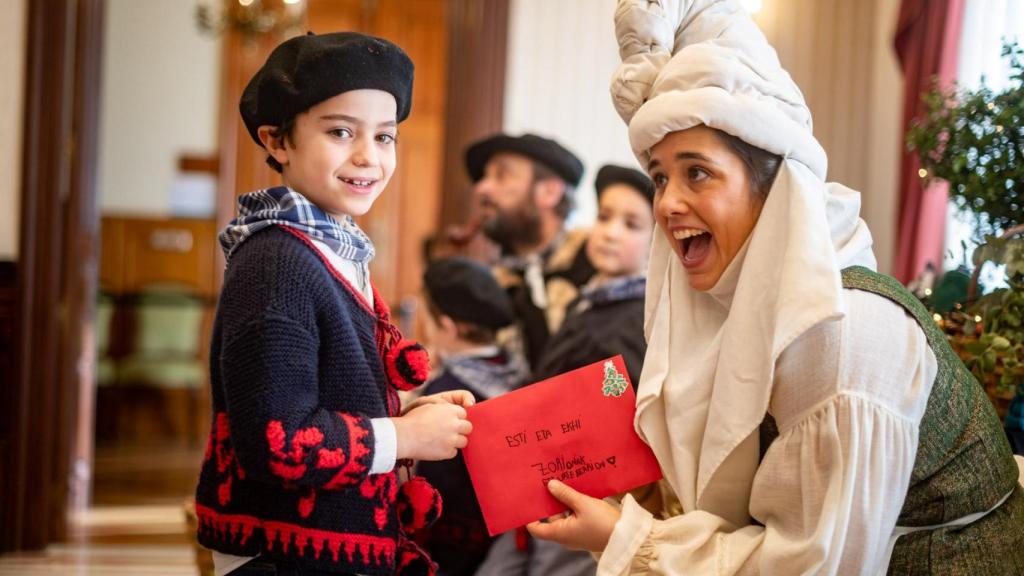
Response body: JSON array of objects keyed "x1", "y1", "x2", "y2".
[{"x1": 612, "y1": 0, "x2": 878, "y2": 525}]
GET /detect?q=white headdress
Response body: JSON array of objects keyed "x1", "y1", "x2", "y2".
[{"x1": 612, "y1": 0, "x2": 876, "y2": 523}]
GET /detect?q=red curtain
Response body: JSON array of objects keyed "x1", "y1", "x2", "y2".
[{"x1": 893, "y1": 0, "x2": 965, "y2": 284}]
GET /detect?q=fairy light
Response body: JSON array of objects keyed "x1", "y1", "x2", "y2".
[
  {"x1": 988, "y1": 102, "x2": 996, "y2": 110},
  {"x1": 975, "y1": 315, "x2": 983, "y2": 323},
  {"x1": 740, "y1": 0, "x2": 763, "y2": 14},
  {"x1": 996, "y1": 125, "x2": 1004, "y2": 133},
  {"x1": 924, "y1": 288, "x2": 933, "y2": 296},
  {"x1": 918, "y1": 168, "x2": 928, "y2": 178}
]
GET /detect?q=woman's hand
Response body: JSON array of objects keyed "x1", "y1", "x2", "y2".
[
  {"x1": 401, "y1": 390, "x2": 476, "y2": 415},
  {"x1": 526, "y1": 480, "x2": 621, "y2": 552}
]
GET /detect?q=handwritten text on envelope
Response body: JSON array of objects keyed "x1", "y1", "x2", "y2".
[{"x1": 461, "y1": 356, "x2": 663, "y2": 535}]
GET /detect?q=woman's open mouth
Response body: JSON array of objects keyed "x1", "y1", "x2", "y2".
[{"x1": 673, "y1": 228, "x2": 711, "y2": 267}]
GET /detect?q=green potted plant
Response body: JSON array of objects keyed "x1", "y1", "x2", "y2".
[{"x1": 907, "y1": 41, "x2": 1024, "y2": 417}]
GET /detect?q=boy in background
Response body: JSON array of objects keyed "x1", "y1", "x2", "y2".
[{"x1": 416, "y1": 257, "x2": 528, "y2": 576}]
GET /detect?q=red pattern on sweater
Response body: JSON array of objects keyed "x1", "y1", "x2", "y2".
[
  {"x1": 359, "y1": 473, "x2": 398, "y2": 530},
  {"x1": 196, "y1": 504, "x2": 397, "y2": 564},
  {"x1": 197, "y1": 227, "x2": 438, "y2": 574},
  {"x1": 205, "y1": 412, "x2": 245, "y2": 505},
  {"x1": 321, "y1": 412, "x2": 372, "y2": 489}
]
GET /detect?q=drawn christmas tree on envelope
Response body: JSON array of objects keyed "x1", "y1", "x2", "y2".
[{"x1": 462, "y1": 355, "x2": 663, "y2": 535}]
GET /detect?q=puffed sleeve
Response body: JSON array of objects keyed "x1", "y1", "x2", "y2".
[{"x1": 598, "y1": 290, "x2": 937, "y2": 575}]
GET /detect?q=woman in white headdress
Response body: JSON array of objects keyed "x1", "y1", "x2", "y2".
[{"x1": 527, "y1": 1, "x2": 1024, "y2": 574}]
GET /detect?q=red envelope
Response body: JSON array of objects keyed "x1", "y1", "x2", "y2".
[{"x1": 462, "y1": 356, "x2": 663, "y2": 535}]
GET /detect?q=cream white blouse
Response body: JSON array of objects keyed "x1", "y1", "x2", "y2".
[{"x1": 598, "y1": 288, "x2": 938, "y2": 575}]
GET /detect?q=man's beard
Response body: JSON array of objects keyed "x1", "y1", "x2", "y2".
[{"x1": 481, "y1": 196, "x2": 543, "y2": 254}]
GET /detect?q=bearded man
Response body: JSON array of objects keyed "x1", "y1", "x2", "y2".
[{"x1": 465, "y1": 133, "x2": 595, "y2": 372}]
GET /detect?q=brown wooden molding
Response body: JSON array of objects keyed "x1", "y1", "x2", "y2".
[
  {"x1": 62, "y1": 0, "x2": 106, "y2": 528},
  {"x1": 178, "y1": 155, "x2": 220, "y2": 175},
  {"x1": 2, "y1": 0, "x2": 104, "y2": 552},
  {"x1": 439, "y1": 0, "x2": 509, "y2": 230}
]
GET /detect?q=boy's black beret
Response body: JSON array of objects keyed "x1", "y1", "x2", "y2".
[
  {"x1": 240, "y1": 31, "x2": 414, "y2": 146},
  {"x1": 423, "y1": 257, "x2": 514, "y2": 330},
  {"x1": 465, "y1": 133, "x2": 584, "y2": 187},
  {"x1": 595, "y1": 164, "x2": 654, "y2": 205}
]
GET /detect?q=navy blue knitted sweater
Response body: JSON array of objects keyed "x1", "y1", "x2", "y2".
[{"x1": 195, "y1": 225, "x2": 418, "y2": 575}]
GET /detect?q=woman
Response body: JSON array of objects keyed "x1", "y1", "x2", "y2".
[{"x1": 528, "y1": 1, "x2": 1024, "y2": 574}]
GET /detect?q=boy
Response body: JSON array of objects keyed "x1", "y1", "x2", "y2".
[
  {"x1": 532, "y1": 164, "x2": 654, "y2": 386},
  {"x1": 415, "y1": 257, "x2": 528, "y2": 575},
  {"x1": 194, "y1": 32, "x2": 471, "y2": 576}
]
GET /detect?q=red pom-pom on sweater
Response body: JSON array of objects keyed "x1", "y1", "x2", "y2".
[
  {"x1": 396, "y1": 476, "x2": 443, "y2": 534},
  {"x1": 386, "y1": 339, "x2": 430, "y2": 391}
]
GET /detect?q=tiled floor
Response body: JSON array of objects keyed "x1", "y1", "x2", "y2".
[
  {"x1": 0, "y1": 442, "x2": 205, "y2": 575},
  {"x1": 0, "y1": 541, "x2": 197, "y2": 575}
]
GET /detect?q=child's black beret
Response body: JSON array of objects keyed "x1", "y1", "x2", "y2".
[
  {"x1": 464, "y1": 133, "x2": 584, "y2": 187},
  {"x1": 240, "y1": 31, "x2": 414, "y2": 146},
  {"x1": 423, "y1": 257, "x2": 514, "y2": 330},
  {"x1": 595, "y1": 164, "x2": 654, "y2": 205}
]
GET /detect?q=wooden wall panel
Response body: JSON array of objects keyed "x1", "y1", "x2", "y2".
[
  {"x1": 439, "y1": 0, "x2": 508, "y2": 230},
  {"x1": 101, "y1": 216, "x2": 218, "y2": 297}
]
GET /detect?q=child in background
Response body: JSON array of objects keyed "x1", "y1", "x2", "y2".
[
  {"x1": 194, "y1": 32, "x2": 472, "y2": 576},
  {"x1": 533, "y1": 164, "x2": 655, "y2": 386},
  {"x1": 415, "y1": 257, "x2": 528, "y2": 576}
]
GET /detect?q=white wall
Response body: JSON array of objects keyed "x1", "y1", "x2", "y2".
[
  {"x1": 98, "y1": 0, "x2": 221, "y2": 216},
  {"x1": 503, "y1": 0, "x2": 636, "y2": 227},
  {"x1": 0, "y1": 0, "x2": 26, "y2": 259},
  {"x1": 503, "y1": 0, "x2": 903, "y2": 273}
]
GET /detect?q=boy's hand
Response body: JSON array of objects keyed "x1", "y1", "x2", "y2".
[
  {"x1": 401, "y1": 390, "x2": 476, "y2": 415},
  {"x1": 393, "y1": 403, "x2": 473, "y2": 460},
  {"x1": 527, "y1": 480, "x2": 621, "y2": 552}
]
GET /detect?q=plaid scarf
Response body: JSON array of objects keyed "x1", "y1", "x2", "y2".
[
  {"x1": 572, "y1": 275, "x2": 646, "y2": 315},
  {"x1": 444, "y1": 347, "x2": 528, "y2": 400},
  {"x1": 580, "y1": 275, "x2": 646, "y2": 305},
  {"x1": 220, "y1": 187, "x2": 375, "y2": 276}
]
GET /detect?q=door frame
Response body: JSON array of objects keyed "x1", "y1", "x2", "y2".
[{"x1": 1, "y1": 0, "x2": 104, "y2": 551}]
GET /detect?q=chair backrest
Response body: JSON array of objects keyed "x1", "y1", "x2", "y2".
[{"x1": 127, "y1": 283, "x2": 208, "y2": 358}]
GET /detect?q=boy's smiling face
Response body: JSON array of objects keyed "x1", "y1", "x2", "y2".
[{"x1": 260, "y1": 89, "x2": 398, "y2": 218}]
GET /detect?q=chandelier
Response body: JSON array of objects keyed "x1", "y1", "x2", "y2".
[{"x1": 196, "y1": 0, "x2": 307, "y2": 38}]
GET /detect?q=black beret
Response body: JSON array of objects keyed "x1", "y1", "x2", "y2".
[
  {"x1": 240, "y1": 32, "x2": 414, "y2": 146},
  {"x1": 423, "y1": 257, "x2": 514, "y2": 330},
  {"x1": 595, "y1": 164, "x2": 655, "y2": 205},
  {"x1": 465, "y1": 133, "x2": 584, "y2": 186}
]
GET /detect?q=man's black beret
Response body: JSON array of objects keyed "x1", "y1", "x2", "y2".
[
  {"x1": 423, "y1": 257, "x2": 514, "y2": 330},
  {"x1": 240, "y1": 31, "x2": 414, "y2": 146},
  {"x1": 465, "y1": 133, "x2": 584, "y2": 186},
  {"x1": 595, "y1": 164, "x2": 654, "y2": 205}
]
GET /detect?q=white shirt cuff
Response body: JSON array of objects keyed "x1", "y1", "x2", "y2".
[
  {"x1": 369, "y1": 417, "x2": 397, "y2": 474},
  {"x1": 597, "y1": 494, "x2": 654, "y2": 576}
]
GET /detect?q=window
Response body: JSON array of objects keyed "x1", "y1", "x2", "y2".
[{"x1": 944, "y1": 0, "x2": 1024, "y2": 289}]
